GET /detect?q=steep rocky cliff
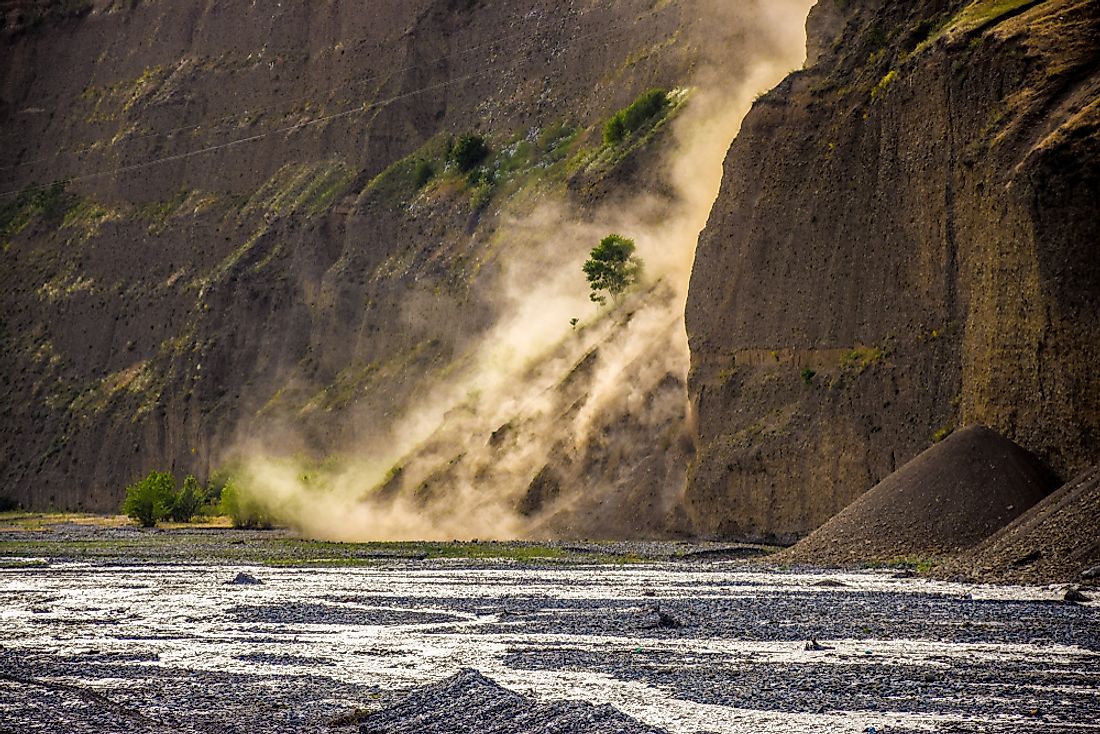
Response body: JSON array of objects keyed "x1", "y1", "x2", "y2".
[
  {"x1": 686, "y1": 0, "x2": 1100, "y2": 542},
  {"x1": 0, "y1": 0, "x2": 806, "y2": 531}
]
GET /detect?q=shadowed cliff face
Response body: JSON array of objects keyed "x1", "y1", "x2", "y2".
[
  {"x1": 0, "y1": 0, "x2": 813, "y2": 538},
  {"x1": 686, "y1": 0, "x2": 1100, "y2": 543}
]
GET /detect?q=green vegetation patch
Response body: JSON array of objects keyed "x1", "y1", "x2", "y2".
[
  {"x1": 870, "y1": 70, "x2": 898, "y2": 101},
  {"x1": 197, "y1": 160, "x2": 352, "y2": 287},
  {"x1": 364, "y1": 123, "x2": 582, "y2": 214},
  {"x1": 913, "y1": 0, "x2": 1039, "y2": 54},
  {"x1": 604, "y1": 88, "x2": 670, "y2": 145},
  {"x1": 570, "y1": 87, "x2": 689, "y2": 180},
  {"x1": 840, "y1": 345, "x2": 886, "y2": 373},
  {"x1": 243, "y1": 160, "x2": 354, "y2": 219},
  {"x1": 68, "y1": 359, "x2": 164, "y2": 423},
  {"x1": 0, "y1": 182, "x2": 77, "y2": 240}
]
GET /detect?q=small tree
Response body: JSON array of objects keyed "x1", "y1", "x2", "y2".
[
  {"x1": 169, "y1": 475, "x2": 204, "y2": 523},
  {"x1": 122, "y1": 471, "x2": 176, "y2": 527},
  {"x1": 583, "y1": 234, "x2": 644, "y2": 305}
]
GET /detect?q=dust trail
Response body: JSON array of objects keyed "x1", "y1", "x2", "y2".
[{"x1": 231, "y1": 1, "x2": 815, "y2": 541}]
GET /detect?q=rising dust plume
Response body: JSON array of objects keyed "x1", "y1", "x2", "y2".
[{"x1": 230, "y1": 0, "x2": 814, "y2": 541}]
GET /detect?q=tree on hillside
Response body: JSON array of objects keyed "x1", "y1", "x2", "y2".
[{"x1": 583, "y1": 234, "x2": 644, "y2": 306}]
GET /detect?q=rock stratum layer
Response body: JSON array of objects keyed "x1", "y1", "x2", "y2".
[{"x1": 686, "y1": 0, "x2": 1100, "y2": 543}]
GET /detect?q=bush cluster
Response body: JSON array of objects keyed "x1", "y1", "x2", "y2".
[
  {"x1": 122, "y1": 470, "x2": 215, "y2": 527},
  {"x1": 603, "y1": 89, "x2": 669, "y2": 145},
  {"x1": 122, "y1": 469, "x2": 276, "y2": 529},
  {"x1": 219, "y1": 480, "x2": 274, "y2": 530},
  {"x1": 448, "y1": 133, "x2": 490, "y2": 172}
]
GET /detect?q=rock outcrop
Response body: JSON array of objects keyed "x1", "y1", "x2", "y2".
[{"x1": 685, "y1": 0, "x2": 1100, "y2": 542}]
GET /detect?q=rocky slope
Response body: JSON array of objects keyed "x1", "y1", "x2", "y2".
[
  {"x1": 945, "y1": 463, "x2": 1100, "y2": 584},
  {"x1": 686, "y1": 0, "x2": 1100, "y2": 543},
  {"x1": 0, "y1": 0, "x2": 806, "y2": 531}
]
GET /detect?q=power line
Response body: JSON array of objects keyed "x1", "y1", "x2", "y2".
[
  {"x1": 0, "y1": 18, "x2": 648, "y2": 200},
  {"x1": 0, "y1": 5, "x2": 601, "y2": 172}
]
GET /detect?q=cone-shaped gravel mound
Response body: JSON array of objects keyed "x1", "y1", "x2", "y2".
[
  {"x1": 781, "y1": 426, "x2": 1059, "y2": 565},
  {"x1": 945, "y1": 464, "x2": 1100, "y2": 584}
]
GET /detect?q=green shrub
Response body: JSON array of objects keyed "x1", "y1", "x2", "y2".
[
  {"x1": 0, "y1": 181, "x2": 75, "y2": 238},
  {"x1": 122, "y1": 471, "x2": 176, "y2": 527},
  {"x1": 220, "y1": 480, "x2": 274, "y2": 529},
  {"x1": 169, "y1": 475, "x2": 205, "y2": 523},
  {"x1": 448, "y1": 133, "x2": 490, "y2": 172},
  {"x1": 603, "y1": 89, "x2": 669, "y2": 145},
  {"x1": 469, "y1": 181, "x2": 494, "y2": 211},
  {"x1": 413, "y1": 159, "x2": 435, "y2": 189},
  {"x1": 801, "y1": 368, "x2": 817, "y2": 385}
]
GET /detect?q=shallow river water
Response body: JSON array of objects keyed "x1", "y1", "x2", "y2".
[{"x1": 0, "y1": 561, "x2": 1097, "y2": 733}]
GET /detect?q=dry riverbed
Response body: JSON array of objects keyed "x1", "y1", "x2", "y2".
[{"x1": 0, "y1": 519, "x2": 1097, "y2": 733}]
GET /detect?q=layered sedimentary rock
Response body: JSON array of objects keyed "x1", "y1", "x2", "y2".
[{"x1": 686, "y1": 0, "x2": 1100, "y2": 542}]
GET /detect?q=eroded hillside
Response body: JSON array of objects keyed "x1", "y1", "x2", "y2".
[{"x1": 1, "y1": 0, "x2": 811, "y2": 537}]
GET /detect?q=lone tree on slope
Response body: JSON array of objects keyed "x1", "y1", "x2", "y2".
[{"x1": 583, "y1": 233, "x2": 644, "y2": 306}]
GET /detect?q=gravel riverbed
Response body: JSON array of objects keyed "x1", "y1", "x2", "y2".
[
  {"x1": 0, "y1": 556, "x2": 1095, "y2": 734},
  {"x1": 0, "y1": 533, "x2": 1097, "y2": 733}
]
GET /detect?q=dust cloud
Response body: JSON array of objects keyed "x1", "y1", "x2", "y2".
[{"x1": 229, "y1": 0, "x2": 815, "y2": 541}]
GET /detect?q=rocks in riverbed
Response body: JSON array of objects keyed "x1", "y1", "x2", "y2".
[
  {"x1": 1063, "y1": 586, "x2": 1091, "y2": 604},
  {"x1": 804, "y1": 639, "x2": 833, "y2": 651},
  {"x1": 228, "y1": 572, "x2": 263, "y2": 585},
  {"x1": 356, "y1": 669, "x2": 668, "y2": 734},
  {"x1": 636, "y1": 604, "x2": 685, "y2": 630}
]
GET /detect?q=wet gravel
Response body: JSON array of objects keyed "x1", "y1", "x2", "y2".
[{"x1": 0, "y1": 559, "x2": 1097, "y2": 733}]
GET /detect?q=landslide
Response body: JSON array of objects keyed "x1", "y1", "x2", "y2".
[
  {"x1": 778, "y1": 425, "x2": 1059, "y2": 565},
  {"x1": 0, "y1": 0, "x2": 797, "y2": 525},
  {"x1": 685, "y1": 0, "x2": 1100, "y2": 543}
]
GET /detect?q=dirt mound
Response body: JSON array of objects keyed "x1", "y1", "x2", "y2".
[
  {"x1": 942, "y1": 465, "x2": 1100, "y2": 585},
  {"x1": 780, "y1": 426, "x2": 1059, "y2": 565},
  {"x1": 357, "y1": 669, "x2": 667, "y2": 734}
]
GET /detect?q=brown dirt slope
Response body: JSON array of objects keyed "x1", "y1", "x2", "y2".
[
  {"x1": 780, "y1": 426, "x2": 1059, "y2": 565},
  {"x1": 943, "y1": 464, "x2": 1100, "y2": 585}
]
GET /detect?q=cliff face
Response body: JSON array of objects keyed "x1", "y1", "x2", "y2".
[
  {"x1": 685, "y1": 0, "x2": 1100, "y2": 542},
  {"x1": 1, "y1": 0, "x2": 803, "y2": 527}
]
